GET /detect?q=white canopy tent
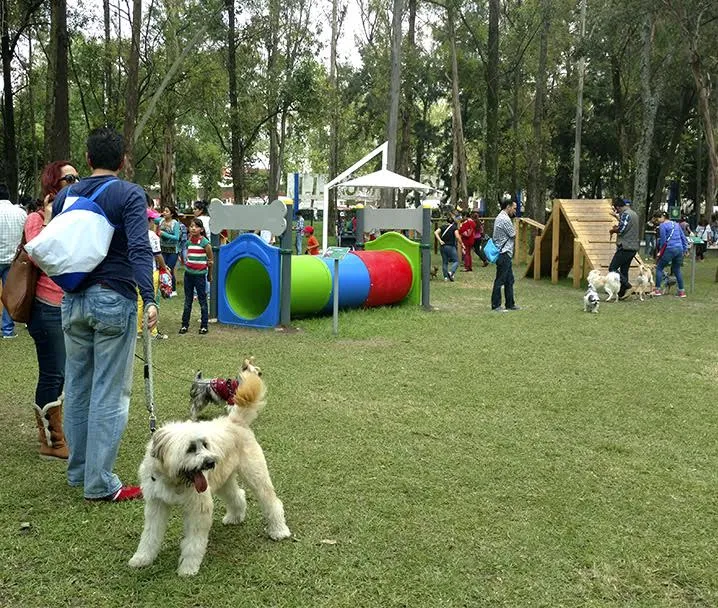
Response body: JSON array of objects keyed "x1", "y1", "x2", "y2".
[
  {"x1": 339, "y1": 169, "x2": 434, "y2": 192},
  {"x1": 321, "y1": 142, "x2": 436, "y2": 249}
]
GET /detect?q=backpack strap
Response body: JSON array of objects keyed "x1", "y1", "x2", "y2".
[{"x1": 87, "y1": 178, "x2": 118, "y2": 202}]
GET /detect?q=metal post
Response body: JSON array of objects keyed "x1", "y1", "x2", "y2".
[
  {"x1": 209, "y1": 232, "x2": 220, "y2": 320},
  {"x1": 332, "y1": 258, "x2": 339, "y2": 335},
  {"x1": 280, "y1": 200, "x2": 293, "y2": 327},
  {"x1": 421, "y1": 204, "x2": 432, "y2": 310},
  {"x1": 690, "y1": 242, "x2": 697, "y2": 294}
]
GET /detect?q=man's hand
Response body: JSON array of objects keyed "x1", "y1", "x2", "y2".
[{"x1": 145, "y1": 303, "x2": 159, "y2": 330}]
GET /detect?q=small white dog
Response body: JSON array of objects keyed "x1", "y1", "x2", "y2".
[
  {"x1": 129, "y1": 373, "x2": 291, "y2": 576},
  {"x1": 633, "y1": 264, "x2": 655, "y2": 301},
  {"x1": 583, "y1": 285, "x2": 600, "y2": 313},
  {"x1": 587, "y1": 269, "x2": 621, "y2": 302}
]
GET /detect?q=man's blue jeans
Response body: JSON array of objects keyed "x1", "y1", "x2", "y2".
[
  {"x1": 61, "y1": 284, "x2": 137, "y2": 499},
  {"x1": 0, "y1": 263, "x2": 15, "y2": 336}
]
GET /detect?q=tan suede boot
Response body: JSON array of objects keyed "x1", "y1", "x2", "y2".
[{"x1": 34, "y1": 400, "x2": 69, "y2": 460}]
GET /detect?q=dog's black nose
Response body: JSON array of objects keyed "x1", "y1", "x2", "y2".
[{"x1": 203, "y1": 458, "x2": 216, "y2": 470}]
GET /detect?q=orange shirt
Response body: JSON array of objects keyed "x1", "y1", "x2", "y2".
[{"x1": 306, "y1": 235, "x2": 320, "y2": 255}]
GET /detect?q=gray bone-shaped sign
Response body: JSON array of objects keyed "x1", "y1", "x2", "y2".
[{"x1": 208, "y1": 198, "x2": 288, "y2": 235}]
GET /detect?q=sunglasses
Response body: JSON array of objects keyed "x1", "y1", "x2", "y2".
[{"x1": 59, "y1": 174, "x2": 81, "y2": 185}]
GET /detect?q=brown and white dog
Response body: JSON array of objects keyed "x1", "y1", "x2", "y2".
[
  {"x1": 633, "y1": 264, "x2": 655, "y2": 301},
  {"x1": 129, "y1": 372, "x2": 290, "y2": 576},
  {"x1": 189, "y1": 357, "x2": 262, "y2": 421}
]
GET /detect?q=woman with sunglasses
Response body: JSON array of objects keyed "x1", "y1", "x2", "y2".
[{"x1": 23, "y1": 161, "x2": 80, "y2": 460}]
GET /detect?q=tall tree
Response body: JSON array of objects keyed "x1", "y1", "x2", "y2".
[
  {"x1": 123, "y1": 0, "x2": 142, "y2": 181},
  {"x1": 572, "y1": 0, "x2": 587, "y2": 197},
  {"x1": 526, "y1": 0, "x2": 551, "y2": 222},
  {"x1": 45, "y1": 0, "x2": 71, "y2": 163},
  {"x1": 226, "y1": 0, "x2": 242, "y2": 203},
  {"x1": 447, "y1": 4, "x2": 467, "y2": 207},
  {"x1": 383, "y1": 0, "x2": 403, "y2": 208},
  {"x1": 486, "y1": 0, "x2": 500, "y2": 209},
  {"x1": 1, "y1": 0, "x2": 44, "y2": 199}
]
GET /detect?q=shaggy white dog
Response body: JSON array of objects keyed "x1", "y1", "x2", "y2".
[
  {"x1": 128, "y1": 373, "x2": 291, "y2": 576},
  {"x1": 587, "y1": 269, "x2": 622, "y2": 302}
]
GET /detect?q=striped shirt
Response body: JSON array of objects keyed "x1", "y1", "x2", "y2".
[
  {"x1": 185, "y1": 236, "x2": 210, "y2": 274},
  {"x1": 492, "y1": 210, "x2": 516, "y2": 255},
  {"x1": 0, "y1": 200, "x2": 27, "y2": 264}
]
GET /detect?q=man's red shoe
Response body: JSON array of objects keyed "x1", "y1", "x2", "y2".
[{"x1": 86, "y1": 485, "x2": 143, "y2": 502}]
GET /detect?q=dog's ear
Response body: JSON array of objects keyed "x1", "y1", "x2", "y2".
[
  {"x1": 151, "y1": 428, "x2": 170, "y2": 463},
  {"x1": 195, "y1": 371, "x2": 203, "y2": 380}
]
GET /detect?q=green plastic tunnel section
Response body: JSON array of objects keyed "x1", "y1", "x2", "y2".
[
  {"x1": 225, "y1": 256, "x2": 273, "y2": 319},
  {"x1": 289, "y1": 255, "x2": 333, "y2": 316}
]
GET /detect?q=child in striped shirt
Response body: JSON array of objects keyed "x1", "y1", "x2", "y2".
[{"x1": 179, "y1": 219, "x2": 213, "y2": 335}]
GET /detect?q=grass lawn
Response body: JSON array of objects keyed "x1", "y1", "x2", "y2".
[{"x1": 2, "y1": 250, "x2": 718, "y2": 607}]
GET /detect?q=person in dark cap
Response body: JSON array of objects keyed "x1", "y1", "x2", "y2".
[{"x1": 608, "y1": 198, "x2": 639, "y2": 299}]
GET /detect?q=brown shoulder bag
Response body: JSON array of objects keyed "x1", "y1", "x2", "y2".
[{"x1": 1, "y1": 232, "x2": 39, "y2": 323}]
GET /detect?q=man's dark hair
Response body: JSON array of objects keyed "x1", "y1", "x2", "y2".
[
  {"x1": 86, "y1": 127, "x2": 125, "y2": 171},
  {"x1": 0, "y1": 183, "x2": 9, "y2": 200},
  {"x1": 500, "y1": 196, "x2": 514, "y2": 210}
]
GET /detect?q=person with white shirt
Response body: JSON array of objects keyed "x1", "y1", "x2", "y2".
[{"x1": 0, "y1": 183, "x2": 28, "y2": 338}]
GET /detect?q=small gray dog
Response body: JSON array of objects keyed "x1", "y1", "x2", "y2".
[
  {"x1": 583, "y1": 285, "x2": 600, "y2": 313},
  {"x1": 189, "y1": 357, "x2": 262, "y2": 421}
]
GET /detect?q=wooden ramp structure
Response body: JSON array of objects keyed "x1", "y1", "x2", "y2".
[{"x1": 526, "y1": 199, "x2": 643, "y2": 287}]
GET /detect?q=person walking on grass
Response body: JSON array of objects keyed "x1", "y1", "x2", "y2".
[
  {"x1": 52, "y1": 127, "x2": 158, "y2": 502},
  {"x1": 0, "y1": 182, "x2": 27, "y2": 339},
  {"x1": 608, "y1": 198, "x2": 639, "y2": 300},
  {"x1": 459, "y1": 213, "x2": 476, "y2": 271},
  {"x1": 491, "y1": 196, "x2": 519, "y2": 312},
  {"x1": 652, "y1": 211, "x2": 688, "y2": 298},
  {"x1": 179, "y1": 219, "x2": 213, "y2": 335},
  {"x1": 434, "y1": 215, "x2": 462, "y2": 281}
]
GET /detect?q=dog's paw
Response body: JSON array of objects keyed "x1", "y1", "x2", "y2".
[
  {"x1": 177, "y1": 558, "x2": 202, "y2": 577},
  {"x1": 222, "y1": 512, "x2": 246, "y2": 525},
  {"x1": 267, "y1": 523, "x2": 291, "y2": 541},
  {"x1": 128, "y1": 553, "x2": 154, "y2": 568}
]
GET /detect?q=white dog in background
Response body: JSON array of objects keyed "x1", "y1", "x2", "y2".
[
  {"x1": 129, "y1": 373, "x2": 291, "y2": 576},
  {"x1": 587, "y1": 269, "x2": 621, "y2": 302},
  {"x1": 583, "y1": 285, "x2": 600, "y2": 313}
]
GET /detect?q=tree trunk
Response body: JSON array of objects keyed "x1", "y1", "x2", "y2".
[
  {"x1": 633, "y1": 13, "x2": 663, "y2": 230},
  {"x1": 1, "y1": 0, "x2": 18, "y2": 199},
  {"x1": 123, "y1": 0, "x2": 142, "y2": 182},
  {"x1": 611, "y1": 55, "x2": 630, "y2": 196},
  {"x1": 103, "y1": 0, "x2": 112, "y2": 123},
  {"x1": 158, "y1": 0, "x2": 178, "y2": 207},
  {"x1": 649, "y1": 87, "x2": 693, "y2": 218},
  {"x1": 571, "y1": 0, "x2": 587, "y2": 198},
  {"x1": 266, "y1": 0, "x2": 280, "y2": 203},
  {"x1": 383, "y1": 0, "x2": 403, "y2": 208},
  {"x1": 226, "y1": 0, "x2": 242, "y2": 203},
  {"x1": 45, "y1": 0, "x2": 70, "y2": 163},
  {"x1": 328, "y1": 0, "x2": 340, "y2": 231},
  {"x1": 526, "y1": 0, "x2": 550, "y2": 223},
  {"x1": 28, "y1": 30, "x2": 39, "y2": 197},
  {"x1": 486, "y1": 0, "x2": 500, "y2": 211},
  {"x1": 690, "y1": 45, "x2": 718, "y2": 216},
  {"x1": 447, "y1": 6, "x2": 467, "y2": 208},
  {"x1": 396, "y1": 0, "x2": 416, "y2": 208},
  {"x1": 159, "y1": 120, "x2": 176, "y2": 207}
]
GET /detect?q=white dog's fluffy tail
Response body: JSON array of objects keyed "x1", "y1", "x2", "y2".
[{"x1": 229, "y1": 372, "x2": 266, "y2": 427}]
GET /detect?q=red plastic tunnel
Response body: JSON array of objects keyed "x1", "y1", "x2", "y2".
[{"x1": 351, "y1": 250, "x2": 413, "y2": 307}]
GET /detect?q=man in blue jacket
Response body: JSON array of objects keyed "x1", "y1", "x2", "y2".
[
  {"x1": 652, "y1": 211, "x2": 689, "y2": 298},
  {"x1": 52, "y1": 127, "x2": 158, "y2": 502}
]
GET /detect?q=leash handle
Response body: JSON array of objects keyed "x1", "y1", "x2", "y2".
[{"x1": 142, "y1": 309, "x2": 157, "y2": 434}]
